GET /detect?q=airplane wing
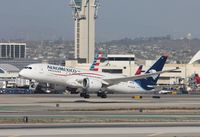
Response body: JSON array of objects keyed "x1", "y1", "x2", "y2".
[{"x1": 103, "y1": 68, "x2": 179, "y2": 85}]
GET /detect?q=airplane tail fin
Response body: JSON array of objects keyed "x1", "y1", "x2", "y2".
[
  {"x1": 195, "y1": 74, "x2": 200, "y2": 84},
  {"x1": 135, "y1": 55, "x2": 168, "y2": 90},
  {"x1": 90, "y1": 51, "x2": 103, "y2": 71},
  {"x1": 135, "y1": 65, "x2": 143, "y2": 75}
]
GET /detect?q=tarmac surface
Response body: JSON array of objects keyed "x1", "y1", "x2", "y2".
[
  {"x1": 0, "y1": 93, "x2": 200, "y2": 136},
  {"x1": 1, "y1": 126, "x2": 200, "y2": 137}
]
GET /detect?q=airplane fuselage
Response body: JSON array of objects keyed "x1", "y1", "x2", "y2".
[{"x1": 19, "y1": 64, "x2": 152, "y2": 93}]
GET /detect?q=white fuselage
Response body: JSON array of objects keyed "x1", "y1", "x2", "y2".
[
  {"x1": 107, "y1": 81, "x2": 147, "y2": 93},
  {"x1": 19, "y1": 64, "x2": 153, "y2": 94}
]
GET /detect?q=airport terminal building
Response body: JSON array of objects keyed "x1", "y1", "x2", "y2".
[{"x1": 0, "y1": 43, "x2": 26, "y2": 59}]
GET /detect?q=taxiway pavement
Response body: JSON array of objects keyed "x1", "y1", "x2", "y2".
[{"x1": 1, "y1": 126, "x2": 200, "y2": 137}]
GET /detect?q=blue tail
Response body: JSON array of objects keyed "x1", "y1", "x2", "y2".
[{"x1": 135, "y1": 56, "x2": 168, "y2": 90}]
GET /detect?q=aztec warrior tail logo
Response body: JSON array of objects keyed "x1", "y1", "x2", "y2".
[{"x1": 149, "y1": 69, "x2": 158, "y2": 80}]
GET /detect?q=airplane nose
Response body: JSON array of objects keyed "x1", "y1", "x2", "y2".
[{"x1": 19, "y1": 69, "x2": 25, "y2": 77}]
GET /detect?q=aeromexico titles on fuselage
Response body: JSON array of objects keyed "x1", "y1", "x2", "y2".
[
  {"x1": 46, "y1": 64, "x2": 104, "y2": 79},
  {"x1": 47, "y1": 65, "x2": 79, "y2": 73}
]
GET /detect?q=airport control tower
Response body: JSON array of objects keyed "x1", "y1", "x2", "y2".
[{"x1": 70, "y1": 0, "x2": 100, "y2": 63}]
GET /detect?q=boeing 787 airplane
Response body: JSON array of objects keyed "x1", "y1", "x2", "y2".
[{"x1": 19, "y1": 55, "x2": 176, "y2": 98}]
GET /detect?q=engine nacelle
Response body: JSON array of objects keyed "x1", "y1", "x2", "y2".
[{"x1": 83, "y1": 78, "x2": 102, "y2": 92}]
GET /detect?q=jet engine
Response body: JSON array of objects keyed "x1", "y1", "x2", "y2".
[{"x1": 83, "y1": 78, "x2": 102, "y2": 92}]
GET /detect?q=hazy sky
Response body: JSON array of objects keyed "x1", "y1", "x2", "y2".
[{"x1": 0, "y1": 0, "x2": 200, "y2": 41}]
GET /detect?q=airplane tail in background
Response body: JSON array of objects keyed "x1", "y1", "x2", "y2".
[
  {"x1": 195, "y1": 74, "x2": 200, "y2": 84},
  {"x1": 90, "y1": 51, "x2": 103, "y2": 71},
  {"x1": 135, "y1": 55, "x2": 168, "y2": 90},
  {"x1": 135, "y1": 65, "x2": 143, "y2": 75}
]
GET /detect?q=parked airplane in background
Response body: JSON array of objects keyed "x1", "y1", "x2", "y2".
[
  {"x1": 194, "y1": 74, "x2": 200, "y2": 84},
  {"x1": 135, "y1": 65, "x2": 143, "y2": 75},
  {"x1": 19, "y1": 55, "x2": 176, "y2": 98},
  {"x1": 90, "y1": 51, "x2": 103, "y2": 71}
]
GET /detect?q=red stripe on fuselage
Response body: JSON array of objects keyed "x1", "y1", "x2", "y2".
[{"x1": 52, "y1": 72, "x2": 104, "y2": 77}]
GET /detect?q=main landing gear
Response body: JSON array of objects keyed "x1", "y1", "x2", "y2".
[
  {"x1": 79, "y1": 90, "x2": 107, "y2": 99},
  {"x1": 80, "y1": 92, "x2": 90, "y2": 99},
  {"x1": 97, "y1": 92, "x2": 107, "y2": 98}
]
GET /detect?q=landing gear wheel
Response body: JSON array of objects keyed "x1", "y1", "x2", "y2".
[
  {"x1": 84, "y1": 94, "x2": 90, "y2": 99},
  {"x1": 80, "y1": 93, "x2": 83, "y2": 97},
  {"x1": 97, "y1": 92, "x2": 107, "y2": 98},
  {"x1": 80, "y1": 92, "x2": 90, "y2": 98},
  {"x1": 97, "y1": 92, "x2": 101, "y2": 97},
  {"x1": 101, "y1": 93, "x2": 107, "y2": 98}
]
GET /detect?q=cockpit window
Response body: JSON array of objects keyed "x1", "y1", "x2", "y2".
[
  {"x1": 24, "y1": 67, "x2": 32, "y2": 69},
  {"x1": 0, "y1": 68, "x2": 4, "y2": 73}
]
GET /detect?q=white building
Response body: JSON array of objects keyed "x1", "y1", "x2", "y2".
[{"x1": 0, "y1": 64, "x2": 20, "y2": 88}]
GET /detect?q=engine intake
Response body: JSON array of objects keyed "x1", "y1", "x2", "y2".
[{"x1": 83, "y1": 78, "x2": 102, "y2": 92}]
